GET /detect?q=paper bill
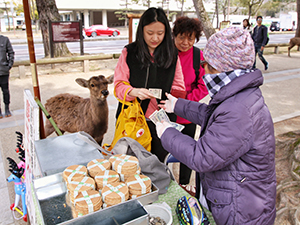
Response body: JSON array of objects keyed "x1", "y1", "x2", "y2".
[
  {"x1": 170, "y1": 122, "x2": 185, "y2": 132},
  {"x1": 150, "y1": 109, "x2": 184, "y2": 132},
  {"x1": 149, "y1": 88, "x2": 162, "y2": 99},
  {"x1": 156, "y1": 108, "x2": 171, "y2": 123},
  {"x1": 149, "y1": 110, "x2": 159, "y2": 124}
]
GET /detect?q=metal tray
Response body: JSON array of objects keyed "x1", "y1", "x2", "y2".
[{"x1": 33, "y1": 173, "x2": 159, "y2": 225}]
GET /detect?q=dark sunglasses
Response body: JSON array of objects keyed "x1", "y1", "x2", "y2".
[{"x1": 200, "y1": 60, "x2": 207, "y2": 69}]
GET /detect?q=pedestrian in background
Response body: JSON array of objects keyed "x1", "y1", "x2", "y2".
[
  {"x1": 0, "y1": 34, "x2": 14, "y2": 118},
  {"x1": 172, "y1": 16, "x2": 208, "y2": 192},
  {"x1": 114, "y1": 7, "x2": 185, "y2": 162},
  {"x1": 243, "y1": 18, "x2": 252, "y2": 33},
  {"x1": 252, "y1": 16, "x2": 269, "y2": 70},
  {"x1": 156, "y1": 27, "x2": 276, "y2": 224}
]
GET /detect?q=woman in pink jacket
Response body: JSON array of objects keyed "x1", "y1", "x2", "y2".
[
  {"x1": 114, "y1": 7, "x2": 185, "y2": 162},
  {"x1": 172, "y1": 17, "x2": 208, "y2": 189}
]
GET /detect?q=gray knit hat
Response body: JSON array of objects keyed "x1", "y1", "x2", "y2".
[{"x1": 203, "y1": 27, "x2": 255, "y2": 72}]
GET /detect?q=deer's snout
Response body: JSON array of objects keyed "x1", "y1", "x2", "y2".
[{"x1": 101, "y1": 90, "x2": 109, "y2": 96}]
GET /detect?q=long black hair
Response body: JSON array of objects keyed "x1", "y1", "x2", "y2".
[{"x1": 135, "y1": 7, "x2": 177, "y2": 69}]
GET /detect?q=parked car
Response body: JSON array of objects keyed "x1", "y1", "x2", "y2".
[
  {"x1": 270, "y1": 21, "x2": 280, "y2": 32},
  {"x1": 83, "y1": 25, "x2": 120, "y2": 37}
]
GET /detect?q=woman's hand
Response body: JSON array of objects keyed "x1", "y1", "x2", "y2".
[
  {"x1": 156, "y1": 121, "x2": 173, "y2": 138},
  {"x1": 158, "y1": 93, "x2": 178, "y2": 113},
  {"x1": 129, "y1": 88, "x2": 155, "y2": 100}
]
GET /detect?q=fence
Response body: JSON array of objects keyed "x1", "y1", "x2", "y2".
[
  {"x1": 13, "y1": 53, "x2": 121, "y2": 79},
  {"x1": 12, "y1": 43, "x2": 298, "y2": 79}
]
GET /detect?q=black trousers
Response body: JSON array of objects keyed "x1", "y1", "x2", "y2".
[
  {"x1": 179, "y1": 123, "x2": 196, "y2": 184},
  {"x1": 147, "y1": 120, "x2": 169, "y2": 163},
  {"x1": 0, "y1": 75, "x2": 10, "y2": 105}
]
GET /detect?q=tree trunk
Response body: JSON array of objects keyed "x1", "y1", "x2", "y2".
[
  {"x1": 36, "y1": 0, "x2": 71, "y2": 57},
  {"x1": 296, "y1": 0, "x2": 300, "y2": 37},
  {"x1": 248, "y1": 4, "x2": 252, "y2": 20},
  {"x1": 181, "y1": 0, "x2": 184, "y2": 16},
  {"x1": 4, "y1": 5, "x2": 10, "y2": 31},
  {"x1": 193, "y1": 0, "x2": 216, "y2": 39}
]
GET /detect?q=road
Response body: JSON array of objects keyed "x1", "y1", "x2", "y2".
[{"x1": 12, "y1": 33, "x2": 294, "y2": 62}]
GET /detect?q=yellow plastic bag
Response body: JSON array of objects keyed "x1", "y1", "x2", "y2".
[{"x1": 107, "y1": 82, "x2": 152, "y2": 152}]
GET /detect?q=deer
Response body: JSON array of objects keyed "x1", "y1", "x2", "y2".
[
  {"x1": 44, "y1": 75, "x2": 114, "y2": 145},
  {"x1": 288, "y1": 37, "x2": 300, "y2": 57}
]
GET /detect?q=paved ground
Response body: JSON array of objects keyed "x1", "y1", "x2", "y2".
[{"x1": 0, "y1": 30, "x2": 299, "y2": 224}]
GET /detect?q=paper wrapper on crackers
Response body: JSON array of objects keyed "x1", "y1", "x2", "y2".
[
  {"x1": 68, "y1": 176, "x2": 96, "y2": 203},
  {"x1": 94, "y1": 170, "x2": 120, "y2": 191},
  {"x1": 126, "y1": 174, "x2": 151, "y2": 196},
  {"x1": 102, "y1": 182, "x2": 129, "y2": 206},
  {"x1": 74, "y1": 190, "x2": 102, "y2": 217},
  {"x1": 119, "y1": 166, "x2": 141, "y2": 182},
  {"x1": 63, "y1": 165, "x2": 87, "y2": 184},
  {"x1": 87, "y1": 159, "x2": 111, "y2": 178},
  {"x1": 109, "y1": 154, "x2": 139, "y2": 175}
]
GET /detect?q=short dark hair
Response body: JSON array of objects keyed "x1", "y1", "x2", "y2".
[
  {"x1": 256, "y1": 16, "x2": 263, "y2": 20},
  {"x1": 172, "y1": 16, "x2": 203, "y2": 42},
  {"x1": 135, "y1": 7, "x2": 176, "y2": 69}
]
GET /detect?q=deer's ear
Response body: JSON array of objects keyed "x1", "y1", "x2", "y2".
[
  {"x1": 76, "y1": 78, "x2": 88, "y2": 88},
  {"x1": 106, "y1": 74, "x2": 114, "y2": 84}
]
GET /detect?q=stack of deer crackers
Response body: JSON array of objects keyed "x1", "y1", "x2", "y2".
[
  {"x1": 109, "y1": 154, "x2": 140, "y2": 182},
  {"x1": 68, "y1": 176, "x2": 96, "y2": 203},
  {"x1": 87, "y1": 159, "x2": 111, "y2": 178},
  {"x1": 126, "y1": 174, "x2": 152, "y2": 199},
  {"x1": 63, "y1": 165, "x2": 88, "y2": 184},
  {"x1": 74, "y1": 190, "x2": 102, "y2": 217},
  {"x1": 94, "y1": 170, "x2": 120, "y2": 190},
  {"x1": 101, "y1": 182, "x2": 129, "y2": 208}
]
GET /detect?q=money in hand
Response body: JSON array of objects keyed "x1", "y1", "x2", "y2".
[
  {"x1": 170, "y1": 122, "x2": 185, "y2": 132},
  {"x1": 150, "y1": 109, "x2": 184, "y2": 132},
  {"x1": 149, "y1": 88, "x2": 162, "y2": 99},
  {"x1": 156, "y1": 109, "x2": 171, "y2": 123},
  {"x1": 149, "y1": 110, "x2": 159, "y2": 124}
]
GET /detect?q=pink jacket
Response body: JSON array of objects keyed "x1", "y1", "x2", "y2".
[{"x1": 176, "y1": 47, "x2": 208, "y2": 124}]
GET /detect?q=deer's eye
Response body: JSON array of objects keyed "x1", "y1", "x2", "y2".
[{"x1": 91, "y1": 84, "x2": 95, "y2": 87}]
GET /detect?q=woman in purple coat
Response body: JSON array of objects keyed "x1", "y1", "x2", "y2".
[{"x1": 156, "y1": 27, "x2": 276, "y2": 224}]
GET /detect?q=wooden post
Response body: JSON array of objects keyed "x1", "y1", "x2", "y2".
[
  {"x1": 19, "y1": 65, "x2": 26, "y2": 79},
  {"x1": 83, "y1": 59, "x2": 89, "y2": 73},
  {"x1": 22, "y1": 0, "x2": 45, "y2": 139},
  {"x1": 79, "y1": 20, "x2": 84, "y2": 55},
  {"x1": 126, "y1": 14, "x2": 142, "y2": 44}
]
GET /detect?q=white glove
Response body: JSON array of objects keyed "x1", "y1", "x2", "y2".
[
  {"x1": 156, "y1": 122, "x2": 173, "y2": 138},
  {"x1": 158, "y1": 93, "x2": 178, "y2": 113}
]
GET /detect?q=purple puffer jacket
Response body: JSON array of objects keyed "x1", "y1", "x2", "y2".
[{"x1": 161, "y1": 69, "x2": 276, "y2": 225}]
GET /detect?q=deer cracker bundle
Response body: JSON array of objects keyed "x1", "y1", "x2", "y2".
[
  {"x1": 109, "y1": 154, "x2": 139, "y2": 181},
  {"x1": 63, "y1": 165, "x2": 87, "y2": 184},
  {"x1": 68, "y1": 176, "x2": 96, "y2": 203},
  {"x1": 74, "y1": 190, "x2": 102, "y2": 217},
  {"x1": 126, "y1": 174, "x2": 151, "y2": 196},
  {"x1": 101, "y1": 182, "x2": 129, "y2": 206},
  {"x1": 94, "y1": 170, "x2": 120, "y2": 190},
  {"x1": 87, "y1": 159, "x2": 111, "y2": 178}
]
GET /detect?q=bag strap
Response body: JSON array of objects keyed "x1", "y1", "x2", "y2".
[
  {"x1": 114, "y1": 81, "x2": 132, "y2": 105},
  {"x1": 76, "y1": 131, "x2": 113, "y2": 156},
  {"x1": 193, "y1": 46, "x2": 200, "y2": 86}
]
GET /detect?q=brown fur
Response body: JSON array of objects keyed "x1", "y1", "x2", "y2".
[
  {"x1": 44, "y1": 75, "x2": 114, "y2": 144},
  {"x1": 288, "y1": 37, "x2": 300, "y2": 57}
]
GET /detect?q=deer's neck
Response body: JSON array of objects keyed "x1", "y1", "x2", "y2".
[{"x1": 89, "y1": 97, "x2": 108, "y2": 119}]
